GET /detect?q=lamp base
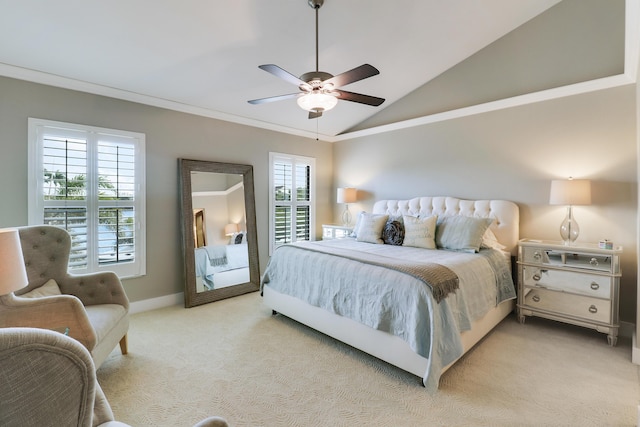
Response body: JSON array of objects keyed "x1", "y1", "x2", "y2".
[
  {"x1": 341, "y1": 205, "x2": 352, "y2": 227},
  {"x1": 559, "y1": 206, "x2": 580, "y2": 245}
]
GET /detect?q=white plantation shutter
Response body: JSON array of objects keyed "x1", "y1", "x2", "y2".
[
  {"x1": 269, "y1": 152, "x2": 315, "y2": 255},
  {"x1": 28, "y1": 118, "x2": 146, "y2": 278}
]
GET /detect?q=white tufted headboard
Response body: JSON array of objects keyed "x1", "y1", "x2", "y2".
[{"x1": 372, "y1": 196, "x2": 520, "y2": 255}]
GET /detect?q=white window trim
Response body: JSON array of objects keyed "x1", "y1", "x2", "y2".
[
  {"x1": 28, "y1": 118, "x2": 146, "y2": 279},
  {"x1": 268, "y1": 152, "x2": 316, "y2": 255}
]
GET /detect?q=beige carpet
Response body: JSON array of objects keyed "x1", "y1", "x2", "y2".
[{"x1": 98, "y1": 292, "x2": 639, "y2": 427}]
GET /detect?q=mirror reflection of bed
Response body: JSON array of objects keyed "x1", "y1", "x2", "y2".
[{"x1": 191, "y1": 171, "x2": 250, "y2": 293}]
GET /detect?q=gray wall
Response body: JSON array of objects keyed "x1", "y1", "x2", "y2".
[
  {"x1": 0, "y1": 76, "x2": 333, "y2": 303},
  {"x1": 333, "y1": 84, "x2": 638, "y2": 323}
]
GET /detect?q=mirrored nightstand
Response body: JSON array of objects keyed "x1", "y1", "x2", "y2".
[{"x1": 322, "y1": 224, "x2": 353, "y2": 240}]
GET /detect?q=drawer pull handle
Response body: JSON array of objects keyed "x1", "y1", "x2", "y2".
[
  {"x1": 590, "y1": 257, "x2": 599, "y2": 267},
  {"x1": 532, "y1": 295, "x2": 540, "y2": 303},
  {"x1": 533, "y1": 251, "x2": 542, "y2": 261},
  {"x1": 532, "y1": 273, "x2": 541, "y2": 281},
  {"x1": 588, "y1": 305, "x2": 598, "y2": 314},
  {"x1": 590, "y1": 282, "x2": 600, "y2": 290}
]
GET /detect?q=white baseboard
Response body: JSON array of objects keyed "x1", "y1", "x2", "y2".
[
  {"x1": 129, "y1": 292, "x2": 184, "y2": 314},
  {"x1": 633, "y1": 331, "x2": 640, "y2": 365}
]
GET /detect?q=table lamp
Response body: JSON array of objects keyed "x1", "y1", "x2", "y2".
[
  {"x1": 0, "y1": 228, "x2": 28, "y2": 304},
  {"x1": 337, "y1": 187, "x2": 357, "y2": 226},
  {"x1": 224, "y1": 223, "x2": 239, "y2": 236},
  {"x1": 549, "y1": 178, "x2": 591, "y2": 245}
]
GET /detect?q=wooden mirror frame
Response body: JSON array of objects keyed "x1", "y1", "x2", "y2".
[{"x1": 179, "y1": 158, "x2": 260, "y2": 307}]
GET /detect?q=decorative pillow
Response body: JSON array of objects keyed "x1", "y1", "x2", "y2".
[
  {"x1": 436, "y1": 216, "x2": 494, "y2": 253},
  {"x1": 356, "y1": 213, "x2": 389, "y2": 244},
  {"x1": 402, "y1": 215, "x2": 437, "y2": 249},
  {"x1": 481, "y1": 228, "x2": 507, "y2": 250},
  {"x1": 382, "y1": 216, "x2": 405, "y2": 245},
  {"x1": 19, "y1": 279, "x2": 61, "y2": 298},
  {"x1": 234, "y1": 232, "x2": 244, "y2": 244}
]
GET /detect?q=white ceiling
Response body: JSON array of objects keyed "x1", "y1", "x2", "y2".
[{"x1": 0, "y1": 0, "x2": 563, "y2": 138}]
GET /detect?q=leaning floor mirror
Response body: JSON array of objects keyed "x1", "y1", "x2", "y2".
[{"x1": 179, "y1": 159, "x2": 260, "y2": 307}]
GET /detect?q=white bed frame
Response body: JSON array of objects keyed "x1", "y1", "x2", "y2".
[{"x1": 263, "y1": 196, "x2": 519, "y2": 383}]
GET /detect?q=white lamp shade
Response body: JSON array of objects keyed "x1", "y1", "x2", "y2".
[
  {"x1": 337, "y1": 187, "x2": 357, "y2": 204},
  {"x1": 549, "y1": 179, "x2": 592, "y2": 205},
  {"x1": 0, "y1": 229, "x2": 28, "y2": 295},
  {"x1": 224, "y1": 223, "x2": 239, "y2": 236},
  {"x1": 297, "y1": 92, "x2": 338, "y2": 112}
]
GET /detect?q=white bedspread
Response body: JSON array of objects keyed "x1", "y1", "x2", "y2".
[
  {"x1": 196, "y1": 243, "x2": 250, "y2": 289},
  {"x1": 261, "y1": 238, "x2": 515, "y2": 390}
]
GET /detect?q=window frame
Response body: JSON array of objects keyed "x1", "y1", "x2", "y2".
[
  {"x1": 28, "y1": 118, "x2": 146, "y2": 279},
  {"x1": 268, "y1": 152, "x2": 316, "y2": 255}
]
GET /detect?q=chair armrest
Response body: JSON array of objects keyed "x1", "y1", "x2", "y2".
[
  {"x1": 0, "y1": 294, "x2": 97, "y2": 351},
  {"x1": 62, "y1": 271, "x2": 130, "y2": 310}
]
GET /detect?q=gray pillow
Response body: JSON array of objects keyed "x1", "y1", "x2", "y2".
[{"x1": 436, "y1": 216, "x2": 494, "y2": 253}]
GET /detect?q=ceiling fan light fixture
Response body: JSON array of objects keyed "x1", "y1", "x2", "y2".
[
  {"x1": 297, "y1": 91, "x2": 338, "y2": 112},
  {"x1": 248, "y1": 0, "x2": 384, "y2": 118}
]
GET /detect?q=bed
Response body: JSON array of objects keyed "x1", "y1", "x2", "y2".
[
  {"x1": 261, "y1": 196, "x2": 519, "y2": 391},
  {"x1": 195, "y1": 242, "x2": 250, "y2": 291}
]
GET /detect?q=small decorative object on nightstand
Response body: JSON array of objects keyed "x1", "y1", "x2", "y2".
[
  {"x1": 322, "y1": 224, "x2": 353, "y2": 240},
  {"x1": 517, "y1": 239, "x2": 622, "y2": 346}
]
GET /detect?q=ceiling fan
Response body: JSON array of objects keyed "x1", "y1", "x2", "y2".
[{"x1": 248, "y1": 0, "x2": 385, "y2": 119}]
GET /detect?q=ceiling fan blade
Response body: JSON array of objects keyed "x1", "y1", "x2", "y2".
[
  {"x1": 335, "y1": 90, "x2": 385, "y2": 107},
  {"x1": 258, "y1": 64, "x2": 312, "y2": 90},
  {"x1": 247, "y1": 93, "x2": 300, "y2": 105},
  {"x1": 323, "y1": 64, "x2": 380, "y2": 88},
  {"x1": 308, "y1": 110, "x2": 323, "y2": 119}
]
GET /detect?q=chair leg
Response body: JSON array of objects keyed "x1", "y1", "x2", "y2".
[{"x1": 119, "y1": 334, "x2": 128, "y2": 355}]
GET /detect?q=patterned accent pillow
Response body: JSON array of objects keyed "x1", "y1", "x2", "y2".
[
  {"x1": 356, "y1": 213, "x2": 389, "y2": 244},
  {"x1": 382, "y1": 217, "x2": 405, "y2": 245},
  {"x1": 436, "y1": 216, "x2": 494, "y2": 253},
  {"x1": 234, "y1": 233, "x2": 244, "y2": 244},
  {"x1": 402, "y1": 215, "x2": 437, "y2": 249}
]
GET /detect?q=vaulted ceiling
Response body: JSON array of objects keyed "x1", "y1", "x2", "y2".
[{"x1": 0, "y1": 0, "x2": 635, "y2": 141}]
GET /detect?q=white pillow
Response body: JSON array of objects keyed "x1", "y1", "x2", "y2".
[
  {"x1": 402, "y1": 215, "x2": 437, "y2": 249},
  {"x1": 356, "y1": 213, "x2": 389, "y2": 244},
  {"x1": 436, "y1": 216, "x2": 494, "y2": 253},
  {"x1": 481, "y1": 228, "x2": 507, "y2": 250},
  {"x1": 350, "y1": 211, "x2": 366, "y2": 237},
  {"x1": 19, "y1": 279, "x2": 61, "y2": 298}
]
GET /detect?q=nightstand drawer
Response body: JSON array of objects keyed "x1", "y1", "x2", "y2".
[
  {"x1": 522, "y1": 265, "x2": 611, "y2": 299},
  {"x1": 521, "y1": 247, "x2": 613, "y2": 273},
  {"x1": 523, "y1": 287, "x2": 611, "y2": 324}
]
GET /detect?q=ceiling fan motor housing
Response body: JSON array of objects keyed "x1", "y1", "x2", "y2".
[{"x1": 299, "y1": 71, "x2": 334, "y2": 91}]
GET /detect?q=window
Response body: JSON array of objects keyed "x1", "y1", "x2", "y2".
[
  {"x1": 269, "y1": 152, "x2": 315, "y2": 255},
  {"x1": 28, "y1": 118, "x2": 146, "y2": 278}
]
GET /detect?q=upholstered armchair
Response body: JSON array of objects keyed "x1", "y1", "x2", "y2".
[
  {"x1": 0, "y1": 327, "x2": 127, "y2": 427},
  {"x1": 0, "y1": 327, "x2": 230, "y2": 427},
  {"x1": 0, "y1": 225, "x2": 129, "y2": 368}
]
